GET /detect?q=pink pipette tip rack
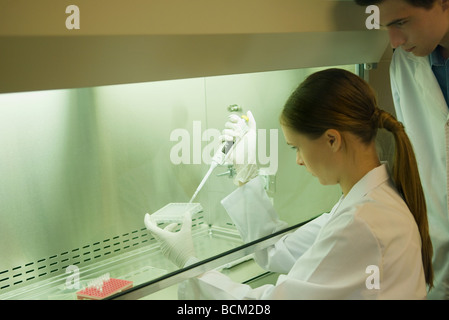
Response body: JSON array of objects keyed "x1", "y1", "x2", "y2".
[{"x1": 76, "y1": 276, "x2": 133, "y2": 300}]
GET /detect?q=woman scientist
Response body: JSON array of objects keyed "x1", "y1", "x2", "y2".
[{"x1": 145, "y1": 68, "x2": 433, "y2": 299}]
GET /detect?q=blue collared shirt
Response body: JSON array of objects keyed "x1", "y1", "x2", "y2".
[{"x1": 430, "y1": 46, "x2": 449, "y2": 106}]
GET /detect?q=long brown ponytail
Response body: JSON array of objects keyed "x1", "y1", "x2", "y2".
[
  {"x1": 375, "y1": 110, "x2": 434, "y2": 289},
  {"x1": 280, "y1": 68, "x2": 433, "y2": 289}
]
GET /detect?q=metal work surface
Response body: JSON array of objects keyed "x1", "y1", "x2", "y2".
[{"x1": 0, "y1": 223, "x2": 243, "y2": 300}]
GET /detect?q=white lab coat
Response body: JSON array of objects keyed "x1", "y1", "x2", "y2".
[
  {"x1": 179, "y1": 164, "x2": 426, "y2": 299},
  {"x1": 390, "y1": 47, "x2": 449, "y2": 299}
]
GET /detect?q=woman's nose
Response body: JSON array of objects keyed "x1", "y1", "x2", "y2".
[{"x1": 296, "y1": 154, "x2": 305, "y2": 166}]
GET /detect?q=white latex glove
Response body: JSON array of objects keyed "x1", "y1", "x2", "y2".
[
  {"x1": 221, "y1": 110, "x2": 259, "y2": 185},
  {"x1": 144, "y1": 213, "x2": 195, "y2": 268}
]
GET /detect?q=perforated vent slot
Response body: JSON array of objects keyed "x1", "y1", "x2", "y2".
[{"x1": 0, "y1": 214, "x2": 205, "y2": 294}]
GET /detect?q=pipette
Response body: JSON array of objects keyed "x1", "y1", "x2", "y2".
[
  {"x1": 188, "y1": 158, "x2": 219, "y2": 203},
  {"x1": 189, "y1": 115, "x2": 248, "y2": 203}
]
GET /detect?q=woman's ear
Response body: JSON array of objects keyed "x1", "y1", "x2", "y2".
[{"x1": 325, "y1": 129, "x2": 342, "y2": 152}]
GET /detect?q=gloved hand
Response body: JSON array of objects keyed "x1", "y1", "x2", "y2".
[
  {"x1": 144, "y1": 213, "x2": 195, "y2": 268},
  {"x1": 221, "y1": 110, "x2": 259, "y2": 185}
]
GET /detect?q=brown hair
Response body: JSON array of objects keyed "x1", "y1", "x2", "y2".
[
  {"x1": 280, "y1": 68, "x2": 433, "y2": 289},
  {"x1": 354, "y1": 0, "x2": 436, "y2": 9}
]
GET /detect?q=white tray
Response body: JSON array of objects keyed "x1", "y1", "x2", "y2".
[{"x1": 150, "y1": 202, "x2": 203, "y2": 223}]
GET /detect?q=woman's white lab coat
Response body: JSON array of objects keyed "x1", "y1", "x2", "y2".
[
  {"x1": 179, "y1": 164, "x2": 426, "y2": 299},
  {"x1": 390, "y1": 48, "x2": 449, "y2": 299}
]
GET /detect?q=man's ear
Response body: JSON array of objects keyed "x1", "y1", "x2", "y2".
[{"x1": 325, "y1": 129, "x2": 342, "y2": 152}]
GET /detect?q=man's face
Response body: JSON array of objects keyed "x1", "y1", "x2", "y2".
[{"x1": 378, "y1": 0, "x2": 449, "y2": 56}]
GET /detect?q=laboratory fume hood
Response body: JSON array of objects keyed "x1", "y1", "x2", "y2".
[
  {"x1": 0, "y1": 0, "x2": 389, "y2": 299},
  {"x1": 0, "y1": 0, "x2": 387, "y2": 93}
]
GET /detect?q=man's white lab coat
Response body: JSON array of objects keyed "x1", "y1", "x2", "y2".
[
  {"x1": 179, "y1": 164, "x2": 426, "y2": 299},
  {"x1": 390, "y1": 47, "x2": 449, "y2": 299}
]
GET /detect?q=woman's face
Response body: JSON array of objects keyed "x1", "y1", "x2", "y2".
[{"x1": 281, "y1": 125, "x2": 339, "y2": 186}]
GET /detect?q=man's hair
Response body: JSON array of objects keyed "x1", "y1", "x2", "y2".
[{"x1": 355, "y1": 0, "x2": 436, "y2": 9}]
